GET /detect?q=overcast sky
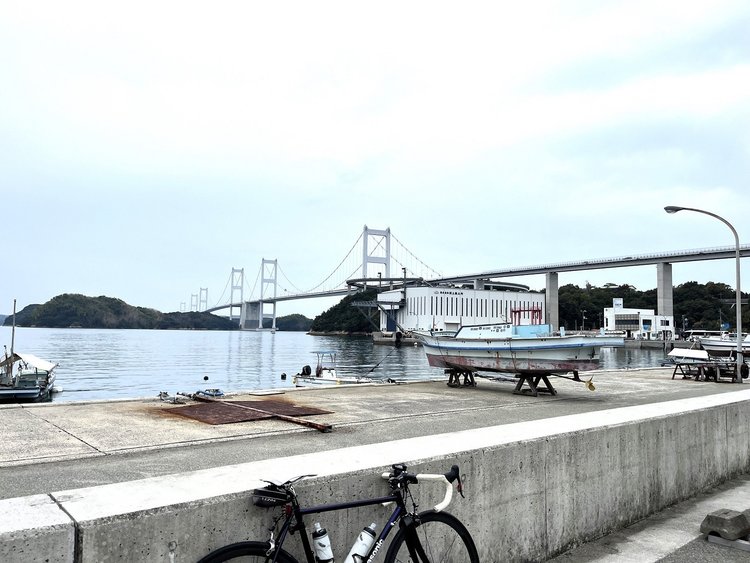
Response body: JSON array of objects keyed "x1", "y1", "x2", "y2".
[{"x1": 2, "y1": 1, "x2": 749, "y2": 318}]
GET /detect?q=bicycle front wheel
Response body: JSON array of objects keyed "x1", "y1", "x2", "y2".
[
  {"x1": 384, "y1": 511, "x2": 479, "y2": 563},
  {"x1": 197, "y1": 541, "x2": 299, "y2": 563}
]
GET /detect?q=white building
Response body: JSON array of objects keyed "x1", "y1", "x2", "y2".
[
  {"x1": 603, "y1": 298, "x2": 675, "y2": 340},
  {"x1": 376, "y1": 283, "x2": 546, "y2": 335}
]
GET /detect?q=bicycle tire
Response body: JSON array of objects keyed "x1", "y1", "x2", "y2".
[
  {"x1": 383, "y1": 511, "x2": 479, "y2": 563},
  {"x1": 197, "y1": 540, "x2": 299, "y2": 563}
]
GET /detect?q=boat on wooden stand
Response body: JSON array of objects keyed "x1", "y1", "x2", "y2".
[{"x1": 412, "y1": 323, "x2": 624, "y2": 395}]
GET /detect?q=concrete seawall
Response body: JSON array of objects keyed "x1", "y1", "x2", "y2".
[{"x1": 3, "y1": 388, "x2": 750, "y2": 562}]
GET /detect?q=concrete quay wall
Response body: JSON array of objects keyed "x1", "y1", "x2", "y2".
[{"x1": 3, "y1": 390, "x2": 750, "y2": 562}]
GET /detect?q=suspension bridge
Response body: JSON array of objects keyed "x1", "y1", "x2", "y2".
[
  {"x1": 193, "y1": 226, "x2": 443, "y2": 330},
  {"x1": 184, "y1": 225, "x2": 750, "y2": 331}
]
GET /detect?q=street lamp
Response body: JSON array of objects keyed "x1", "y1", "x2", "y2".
[{"x1": 664, "y1": 206, "x2": 743, "y2": 382}]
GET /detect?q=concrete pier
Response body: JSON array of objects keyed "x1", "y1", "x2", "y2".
[{"x1": 1, "y1": 368, "x2": 749, "y2": 562}]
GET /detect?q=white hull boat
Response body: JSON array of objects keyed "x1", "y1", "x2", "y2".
[
  {"x1": 413, "y1": 323, "x2": 624, "y2": 375},
  {"x1": 1, "y1": 301, "x2": 59, "y2": 402},
  {"x1": 293, "y1": 373, "x2": 375, "y2": 386},
  {"x1": 0, "y1": 352, "x2": 58, "y2": 402},
  {"x1": 292, "y1": 351, "x2": 374, "y2": 387},
  {"x1": 698, "y1": 334, "x2": 750, "y2": 356}
]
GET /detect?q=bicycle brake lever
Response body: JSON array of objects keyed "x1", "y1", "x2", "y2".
[{"x1": 456, "y1": 475, "x2": 465, "y2": 498}]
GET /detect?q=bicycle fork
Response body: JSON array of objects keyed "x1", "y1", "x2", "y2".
[{"x1": 363, "y1": 505, "x2": 402, "y2": 563}]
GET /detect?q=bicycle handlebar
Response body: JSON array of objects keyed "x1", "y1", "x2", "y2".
[{"x1": 381, "y1": 464, "x2": 460, "y2": 512}]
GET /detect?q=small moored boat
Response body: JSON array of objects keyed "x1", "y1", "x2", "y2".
[
  {"x1": 1, "y1": 301, "x2": 58, "y2": 402},
  {"x1": 0, "y1": 352, "x2": 58, "y2": 402},
  {"x1": 292, "y1": 351, "x2": 374, "y2": 387},
  {"x1": 698, "y1": 333, "x2": 750, "y2": 356}
]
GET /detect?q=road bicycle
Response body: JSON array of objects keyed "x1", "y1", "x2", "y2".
[{"x1": 197, "y1": 463, "x2": 479, "y2": 562}]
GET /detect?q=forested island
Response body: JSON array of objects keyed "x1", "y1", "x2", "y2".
[
  {"x1": 2, "y1": 294, "x2": 312, "y2": 331},
  {"x1": 2, "y1": 281, "x2": 745, "y2": 334}
]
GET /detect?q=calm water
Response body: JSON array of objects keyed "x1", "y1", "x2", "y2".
[{"x1": 1, "y1": 327, "x2": 669, "y2": 403}]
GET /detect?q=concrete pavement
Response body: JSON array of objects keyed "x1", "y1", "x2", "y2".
[
  {"x1": 2, "y1": 367, "x2": 749, "y2": 561},
  {"x1": 548, "y1": 473, "x2": 750, "y2": 562}
]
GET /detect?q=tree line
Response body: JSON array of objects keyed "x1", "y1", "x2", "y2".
[
  {"x1": 310, "y1": 282, "x2": 747, "y2": 335},
  {"x1": 558, "y1": 281, "x2": 746, "y2": 333},
  {"x1": 4, "y1": 282, "x2": 745, "y2": 334}
]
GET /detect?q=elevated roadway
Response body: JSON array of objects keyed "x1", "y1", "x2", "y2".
[
  {"x1": 427, "y1": 244, "x2": 750, "y2": 282},
  {"x1": 211, "y1": 245, "x2": 750, "y2": 329}
]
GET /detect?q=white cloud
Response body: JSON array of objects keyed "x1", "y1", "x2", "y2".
[{"x1": 1, "y1": 1, "x2": 749, "y2": 314}]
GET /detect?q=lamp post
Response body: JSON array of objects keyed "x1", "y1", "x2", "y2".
[{"x1": 664, "y1": 206, "x2": 743, "y2": 382}]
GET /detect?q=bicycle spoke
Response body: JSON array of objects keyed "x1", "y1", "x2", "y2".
[{"x1": 386, "y1": 512, "x2": 478, "y2": 563}]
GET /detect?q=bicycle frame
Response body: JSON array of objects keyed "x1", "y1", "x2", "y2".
[{"x1": 270, "y1": 490, "x2": 408, "y2": 563}]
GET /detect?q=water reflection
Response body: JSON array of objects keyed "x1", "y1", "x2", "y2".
[{"x1": 0, "y1": 327, "x2": 668, "y2": 402}]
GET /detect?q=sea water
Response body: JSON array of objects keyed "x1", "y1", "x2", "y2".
[{"x1": 0, "y1": 327, "x2": 668, "y2": 403}]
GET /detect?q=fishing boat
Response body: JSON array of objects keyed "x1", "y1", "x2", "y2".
[
  {"x1": 412, "y1": 323, "x2": 624, "y2": 375},
  {"x1": 292, "y1": 351, "x2": 374, "y2": 387},
  {"x1": 698, "y1": 333, "x2": 750, "y2": 356},
  {"x1": 664, "y1": 347, "x2": 711, "y2": 365},
  {"x1": 1, "y1": 300, "x2": 59, "y2": 402}
]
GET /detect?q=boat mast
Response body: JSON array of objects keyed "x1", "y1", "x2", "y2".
[{"x1": 10, "y1": 299, "x2": 16, "y2": 358}]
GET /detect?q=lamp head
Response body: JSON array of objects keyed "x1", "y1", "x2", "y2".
[{"x1": 664, "y1": 206, "x2": 683, "y2": 214}]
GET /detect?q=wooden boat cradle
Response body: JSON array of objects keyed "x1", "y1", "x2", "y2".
[{"x1": 444, "y1": 368, "x2": 557, "y2": 397}]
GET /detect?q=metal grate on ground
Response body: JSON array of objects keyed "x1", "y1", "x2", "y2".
[{"x1": 166, "y1": 399, "x2": 332, "y2": 425}]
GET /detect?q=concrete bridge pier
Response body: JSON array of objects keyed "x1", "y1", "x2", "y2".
[
  {"x1": 546, "y1": 272, "x2": 559, "y2": 329},
  {"x1": 240, "y1": 301, "x2": 277, "y2": 331},
  {"x1": 657, "y1": 262, "x2": 674, "y2": 317},
  {"x1": 240, "y1": 301, "x2": 261, "y2": 330}
]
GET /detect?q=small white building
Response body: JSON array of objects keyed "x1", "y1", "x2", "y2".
[
  {"x1": 603, "y1": 298, "x2": 674, "y2": 340},
  {"x1": 376, "y1": 283, "x2": 546, "y2": 335}
]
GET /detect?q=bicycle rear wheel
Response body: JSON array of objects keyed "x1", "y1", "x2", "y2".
[
  {"x1": 197, "y1": 541, "x2": 298, "y2": 563},
  {"x1": 384, "y1": 511, "x2": 479, "y2": 563}
]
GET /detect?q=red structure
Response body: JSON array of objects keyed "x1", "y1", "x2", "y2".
[{"x1": 511, "y1": 305, "x2": 543, "y2": 325}]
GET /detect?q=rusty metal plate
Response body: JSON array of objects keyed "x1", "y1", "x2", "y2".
[{"x1": 167, "y1": 399, "x2": 332, "y2": 425}]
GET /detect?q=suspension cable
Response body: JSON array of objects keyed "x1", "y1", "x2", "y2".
[
  {"x1": 211, "y1": 272, "x2": 232, "y2": 308},
  {"x1": 277, "y1": 263, "x2": 304, "y2": 294},
  {"x1": 391, "y1": 232, "x2": 442, "y2": 277},
  {"x1": 303, "y1": 231, "x2": 364, "y2": 293},
  {"x1": 245, "y1": 266, "x2": 261, "y2": 300},
  {"x1": 216, "y1": 229, "x2": 439, "y2": 303}
]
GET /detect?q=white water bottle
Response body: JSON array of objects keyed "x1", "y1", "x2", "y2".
[
  {"x1": 312, "y1": 522, "x2": 334, "y2": 563},
  {"x1": 343, "y1": 522, "x2": 377, "y2": 563}
]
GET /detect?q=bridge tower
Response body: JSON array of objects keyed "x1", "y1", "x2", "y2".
[
  {"x1": 260, "y1": 259, "x2": 278, "y2": 330},
  {"x1": 190, "y1": 293, "x2": 198, "y2": 312},
  {"x1": 362, "y1": 225, "x2": 391, "y2": 279},
  {"x1": 240, "y1": 259, "x2": 278, "y2": 330},
  {"x1": 199, "y1": 288, "x2": 208, "y2": 312},
  {"x1": 229, "y1": 268, "x2": 244, "y2": 323}
]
